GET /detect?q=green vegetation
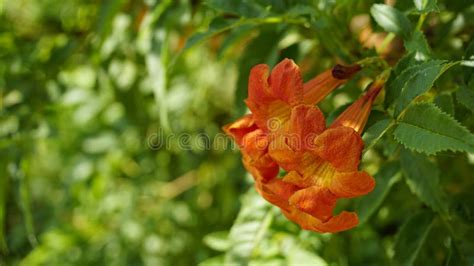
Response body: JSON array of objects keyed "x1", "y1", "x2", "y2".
[{"x1": 1, "y1": 0, "x2": 473, "y2": 265}]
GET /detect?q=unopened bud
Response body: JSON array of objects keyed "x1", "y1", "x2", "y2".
[{"x1": 332, "y1": 64, "x2": 362, "y2": 79}]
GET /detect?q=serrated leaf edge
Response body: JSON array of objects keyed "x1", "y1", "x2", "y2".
[{"x1": 393, "y1": 102, "x2": 474, "y2": 155}]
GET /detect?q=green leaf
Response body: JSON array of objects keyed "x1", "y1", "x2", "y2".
[
  {"x1": 434, "y1": 93, "x2": 454, "y2": 116},
  {"x1": 184, "y1": 17, "x2": 240, "y2": 51},
  {"x1": 400, "y1": 148, "x2": 448, "y2": 215},
  {"x1": 287, "y1": 245, "x2": 327, "y2": 266},
  {"x1": 384, "y1": 59, "x2": 439, "y2": 109},
  {"x1": 217, "y1": 25, "x2": 254, "y2": 59},
  {"x1": 456, "y1": 84, "x2": 474, "y2": 113},
  {"x1": 0, "y1": 159, "x2": 8, "y2": 254},
  {"x1": 363, "y1": 119, "x2": 395, "y2": 153},
  {"x1": 392, "y1": 210, "x2": 435, "y2": 266},
  {"x1": 355, "y1": 161, "x2": 402, "y2": 224},
  {"x1": 370, "y1": 4, "x2": 412, "y2": 38},
  {"x1": 394, "y1": 60, "x2": 456, "y2": 116},
  {"x1": 413, "y1": 0, "x2": 439, "y2": 13},
  {"x1": 19, "y1": 160, "x2": 38, "y2": 247},
  {"x1": 463, "y1": 39, "x2": 474, "y2": 84},
  {"x1": 394, "y1": 103, "x2": 474, "y2": 155},
  {"x1": 96, "y1": 0, "x2": 128, "y2": 41},
  {"x1": 206, "y1": 0, "x2": 262, "y2": 17},
  {"x1": 224, "y1": 189, "x2": 274, "y2": 264},
  {"x1": 446, "y1": 241, "x2": 465, "y2": 266},
  {"x1": 203, "y1": 231, "x2": 230, "y2": 252},
  {"x1": 404, "y1": 30, "x2": 432, "y2": 60},
  {"x1": 199, "y1": 255, "x2": 226, "y2": 266}
]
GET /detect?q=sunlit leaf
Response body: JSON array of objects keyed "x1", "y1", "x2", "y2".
[
  {"x1": 224, "y1": 189, "x2": 274, "y2": 264},
  {"x1": 413, "y1": 0, "x2": 439, "y2": 13},
  {"x1": 370, "y1": 4, "x2": 412, "y2": 38},
  {"x1": 203, "y1": 231, "x2": 230, "y2": 252}
]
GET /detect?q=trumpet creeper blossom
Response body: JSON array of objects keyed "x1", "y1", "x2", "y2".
[{"x1": 223, "y1": 58, "x2": 384, "y2": 233}]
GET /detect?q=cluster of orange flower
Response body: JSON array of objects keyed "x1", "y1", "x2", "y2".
[{"x1": 224, "y1": 59, "x2": 386, "y2": 233}]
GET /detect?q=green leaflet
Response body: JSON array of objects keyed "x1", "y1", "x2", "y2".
[
  {"x1": 463, "y1": 39, "x2": 474, "y2": 84},
  {"x1": 404, "y1": 30, "x2": 432, "y2": 60},
  {"x1": 392, "y1": 210, "x2": 435, "y2": 266},
  {"x1": 224, "y1": 189, "x2": 274, "y2": 264},
  {"x1": 400, "y1": 148, "x2": 448, "y2": 216},
  {"x1": 370, "y1": 4, "x2": 412, "y2": 39},
  {"x1": 184, "y1": 17, "x2": 241, "y2": 51},
  {"x1": 384, "y1": 59, "x2": 442, "y2": 109},
  {"x1": 354, "y1": 161, "x2": 401, "y2": 225},
  {"x1": 394, "y1": 103, "x2": 474, "y2": 155},
  {"x1": 413, "y1": 0, "x2": 439, "y2": 14},
  {"x1": 203, "y1": 231, "x2": 230, "y2": 252},
  {"x1": 456, "y1": 85, "x2": 474, "y2": 113},
  {"x1": 434, "y1": 93, "x2": 454, "y2": 116},
  {"x1": 394, "y1": 61, "x2": 456, "y2": 116},
  {"x1": 362, "y1": 118, "x2": 395, "y2": 153}
]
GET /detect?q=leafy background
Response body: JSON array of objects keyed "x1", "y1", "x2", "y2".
[{"x1": 1, "y1": 0, "x2": 473, "y2": 265}]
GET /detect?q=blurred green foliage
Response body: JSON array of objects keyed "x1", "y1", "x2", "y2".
[{"x1": 0, "y1": 0, "x2": 473, "y2": 265}]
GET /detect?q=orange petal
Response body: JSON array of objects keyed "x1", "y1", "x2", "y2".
[
  {"x1": 288, "y1": 105, "x2": 326, "y2": 149},
  {"x1": 302, "y1": 64, "x2": 361, "y2": 105},
  {"x1": 242, "y1": 153, "x2": 279, "y2": 183},
  {"x1": 288, "y1": 186, "x2": 337, "y2": 222},
  {"x1": 329, "y1": 171, "x2": 375, "y2": 198},
  {"x1": 269, "y1": 58, "x2": 304, "y2": 105},
  {"x1": 312, "y1": 127, "x2": 363, "y2": 172},
  {"x1": 281, "y1": 170, "x2": 312, "y2": 188},
  {"x1": 282, "y1": 208, "x2": 359, "y2": 233},
  {"x1": 238, "y1": 129, "x2": 279, "y2": 182},
  {"x1": 247, "y1": 64, "x2": 272, "y2": 105},
  {"x1": 268, "y1": 134, "x2": 303, "y2": 171},
  {"x1": 256, "y1": 178, "x2": 299, "y2": 212},
  {"x1": 330, "y1": 79, "x2": 383, "y2": 133},
  {"x1": 241, "y1": 129, "x2": 268, "y2": 156},
  {"x1": 222, "y1": 114, "x2": 258, "y2": 146}
]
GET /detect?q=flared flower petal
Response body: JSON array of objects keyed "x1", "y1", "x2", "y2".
[
  {"x1": 312, "y1": 127, "x2": 364, "y2": 172},
  {"x1": 222, "y1": 114, "x2": 258, "y2": 146},
  {"x1": 242, "y1": 153, "x2": 279, "y2": 183},
  {"x1": 268, "y1": 105, "x2": 326, "y2": 171},
  {"x1": 329, "y1": 171, "x2": 375, "y2": 198},
  {"x1": 255, "y1": 178, "x2": 300, "y2": 212},
  {"x1": 288, "y1": 105, "x2": 326, "y2": 146},
  {"x1": 240, "y1": 129, "x2": 278, "y2": 182},
  {"x1": 282, "y1": 208, "x2": 359, "y2": 233},
  {"x1": 288, "y1": 186, "x2": 337, "y2": 222}
]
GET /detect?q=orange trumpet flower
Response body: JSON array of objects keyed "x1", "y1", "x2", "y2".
[
  {"x1": 223, "y1": 59, "x2": 360, "y2": 182},
  {"x1": 223, "y1": 58, "x2": 386, "y2": 233},
  {"x1": 261, "y1": 81, "x2": 384, "y2": 233}
]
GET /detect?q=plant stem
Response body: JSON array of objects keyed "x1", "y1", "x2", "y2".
[{"x1": 416, "y1": 13, "x2": 427, "y2": 31}]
